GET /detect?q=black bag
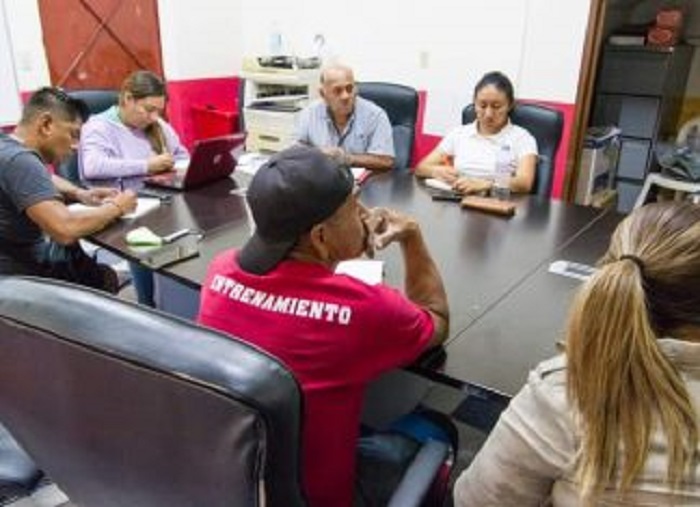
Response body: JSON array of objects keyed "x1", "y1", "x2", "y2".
[
  {"x1": 42, "y1": 242, "x2": 119, "y2": 294},
  {"x1": 657, "y1": 143, "x2": 700, "y2": 182}
]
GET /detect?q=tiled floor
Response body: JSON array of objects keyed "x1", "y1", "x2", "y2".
[{"x1": 1, "y1": 484, "x2": 68, "y2": 507}]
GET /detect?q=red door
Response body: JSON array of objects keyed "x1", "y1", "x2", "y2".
[{"x1": 39, "y1": 0, "x2": 163, "y2": 89}]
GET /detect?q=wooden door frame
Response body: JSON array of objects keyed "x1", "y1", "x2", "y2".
[{"x1": 562, "y1": 0, "x2": 608, "y2": 201}]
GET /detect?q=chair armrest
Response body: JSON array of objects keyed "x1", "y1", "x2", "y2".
[
  {"x1": 387, "y1": 439, "x2": 449, "y2": 507},
  {"x1": 0, "y1": 423, "x2": 42, "y2": 493}
]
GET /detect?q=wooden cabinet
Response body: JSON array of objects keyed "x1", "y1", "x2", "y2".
[{"x1": 591, "y1": 45, "x2": 693, "y2": 212}]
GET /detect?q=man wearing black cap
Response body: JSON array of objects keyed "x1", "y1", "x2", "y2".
[{"x1": 197, "y1": 145, "x2": 448, "y2": 507}]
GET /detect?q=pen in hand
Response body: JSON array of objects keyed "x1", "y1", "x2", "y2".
[{"x1": 431, "y1": 193, "x2": 463, "y2": 203}]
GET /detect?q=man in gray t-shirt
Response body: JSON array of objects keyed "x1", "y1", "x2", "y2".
[
  {"x1": 0, "y1": 87, "x2": 136, "y2": 289},
  {"x1": 0, "y1": 134, "x2": 59, "y2": 274},
  {"x1": 295, "y1": 64, "x2": 395, "y2": 172}
]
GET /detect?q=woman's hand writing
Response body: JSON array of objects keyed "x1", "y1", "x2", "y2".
[{"x1": 147, "y1": 154, "x2": 175, "y2": 174}]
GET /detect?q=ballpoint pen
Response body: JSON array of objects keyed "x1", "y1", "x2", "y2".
[
  {"x1": 431, "y1": 192, "x2": 463, "y2": 202},
  {"x1": 117, "y1": 178, "x2": 124, "y2": 192},
  {"x1": 161, "y1": 228, "x2": 192, "y2": 243},
  {"x1": 137, "y1": 189, "x2": 173, "y2": 201}
]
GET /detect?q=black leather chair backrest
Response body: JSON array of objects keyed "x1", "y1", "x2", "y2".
[
  {"x1": 0, "y1": 277, "x2": 306, "y2": 507},
  {"x1": 57, "y1": 90, "x2": 119, "y2": 183},
  {"x1": 357, "y1": 82, "x2": 419, "y2": 170},
  {"x1": 461, "y1": 102, "x2": 564, "y2": 197}
]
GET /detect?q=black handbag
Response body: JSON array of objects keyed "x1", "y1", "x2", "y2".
[{"x1": 657, "y1": 143, "x2": 700, "y2": 182}]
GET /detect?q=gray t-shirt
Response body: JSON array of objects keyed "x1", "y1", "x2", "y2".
[
  {"x1": 295, "y1": 96, "x2": 395, "y2": 157},
  {"x1": 0, "y1": 134, "x2": 58, "y2": 274}
]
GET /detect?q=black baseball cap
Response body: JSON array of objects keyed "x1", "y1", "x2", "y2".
[{"x1": 239, "y1": 145, "x2": 355, "y2": 274}]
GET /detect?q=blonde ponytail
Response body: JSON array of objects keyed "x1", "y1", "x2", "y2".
[
  {"x1": 144, "y1": 121, "x2": 167, "y2": 154},
  {"x1": 567, "y1": 202, "x2": 700, "y2": 500}
]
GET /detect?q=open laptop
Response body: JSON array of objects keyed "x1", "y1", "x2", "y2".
[{"x1": 144, "y1": 133, "x2": 245, "y2": 191}]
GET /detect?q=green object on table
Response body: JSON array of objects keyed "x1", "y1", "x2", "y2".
[{"x1": 126, "y1": 226, "x2": 163, "y2": 247}]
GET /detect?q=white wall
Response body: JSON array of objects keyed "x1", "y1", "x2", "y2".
[
  {"x1": 3, "y1": 0, "x2": 49, "y2": 92},
  {"x1": 519, "y1": 0, "x2": 591, "y2": 103},
  {"x1": 157, "y1": 0, "x2": 244, "y2": 80},
  {"x1": 239, "y1": 0, "x2": 590, "y2": 134},
  {"x1": 2, "y1": 0, "x2": 245, "y2": 87},
  {"x1": 3, "y1": 0, "x2": 591, "y2": 134},
  {"x1": 0, "y1": 0, "x2": 21, "y2": 125}
]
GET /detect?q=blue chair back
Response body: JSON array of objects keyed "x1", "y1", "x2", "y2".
[
  {"x1": 357, "y1": 82, "x2": 419, "y2": 170},
  {"x1": 57, "y1": 90, "x2": 119, "y2": 183}
]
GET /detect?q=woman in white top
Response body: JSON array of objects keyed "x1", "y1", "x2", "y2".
[
  {"x1": 454, "y1": 201, "x2": 700, "y2": 506},
  {"x1": 415, "y1": 71, "x2": 537, "y2": 195}
]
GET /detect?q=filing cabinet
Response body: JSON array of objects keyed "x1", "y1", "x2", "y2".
[{"x1": 591, "y1": 45, "x2": 693, "y2": 212}]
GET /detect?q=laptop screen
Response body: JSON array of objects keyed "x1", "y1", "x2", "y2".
[{"x1": 183, "y1": 134, "x2": 245, "y2": 187}]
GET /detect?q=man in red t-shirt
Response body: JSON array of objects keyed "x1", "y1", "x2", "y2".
[{"x1": 197, "y1": 145, "x2": 449, "y2": 507}]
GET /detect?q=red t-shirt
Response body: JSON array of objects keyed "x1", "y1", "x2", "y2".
[{"x1": 197, "y1": 250, "x2": 434, "y2": 507}]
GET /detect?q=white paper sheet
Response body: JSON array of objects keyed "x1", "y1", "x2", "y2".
[
  {"x1": 335, "y1": 259, "x2": 384, "y2": 285},
  {"x1": 69, "y1": 197, "x2": 161, "y2": 220}
]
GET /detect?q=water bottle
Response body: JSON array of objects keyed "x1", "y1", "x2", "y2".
[
  {"x1": 269, "y1": 26, "x2": 284, "y2": 55},
  {"x1": 492, "y1": 144, "x2": 512, "y2": 200}
]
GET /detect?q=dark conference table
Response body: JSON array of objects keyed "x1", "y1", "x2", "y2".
[
  {"x1": 441, "y1": 210, "x2": 624, "y2": 396},
  {"x1": 90, "y1": 170, "x2": 620, "y2": 394}
]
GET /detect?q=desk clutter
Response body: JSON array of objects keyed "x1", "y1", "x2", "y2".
[
  {"x1": 126, "y1": 226, "x2": 192, "y2": 247},
  {"x1": 429, "y1": 190, "x2": 517, "y2": 216},
  {"x1": 125, "y1": 227, "x2": 201, "y2": 269},
  {"x1": 424, "y1": 178, "x2": 517, "y2": 216}
]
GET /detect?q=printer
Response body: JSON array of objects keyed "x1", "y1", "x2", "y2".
[{"x1": 241, "y1": 56, "x2": 321, "y2": 153}]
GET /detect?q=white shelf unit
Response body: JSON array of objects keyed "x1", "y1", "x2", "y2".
[{"x1": 241, "y1": 58, "x2": 320, "y2": 153}]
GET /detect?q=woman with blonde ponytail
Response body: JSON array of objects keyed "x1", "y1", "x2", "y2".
[
  {"x1": 79, "y1": 70, "x2": 189, "y2": 307},
  {"x1": 454, "y1": 201, "x2": 700, "y2": 505}
]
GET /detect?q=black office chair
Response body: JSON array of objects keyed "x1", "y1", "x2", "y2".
[
  {"x1": 56, "y1": 89, "x2": 119, "y2": 184},
  {"x1": 0, "y1": 91, "x2": 122, "y2": 499},
  {"x1": 357, "y1": 82, "x2": 419, "y2": 170},
  {"x1": 462, "y1": 102, "x2": 564, "y2": 197},
  {"x1": 0, "y1": 278, "x2": 451, "y2": 507}
]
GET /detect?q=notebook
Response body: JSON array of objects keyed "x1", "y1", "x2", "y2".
[
  {"x1": 335, "y1": 259, "x2": 384, "y2": 285},
  {"x1": 144, "y1": 134, "x2": 245, "y2": 191},
  {"x1": 69, "y1": 197, "x2": 161, "y2": 220}
]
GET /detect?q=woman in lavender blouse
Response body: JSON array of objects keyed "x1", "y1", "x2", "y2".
[{"x1": 79, "y1": 70, "x2": 189, "y2": 307}]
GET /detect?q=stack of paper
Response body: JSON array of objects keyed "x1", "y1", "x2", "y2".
[
  {"x1": 69, "y1": 197, "x2": 161, "y2": 220},
  {"x1": 351, "y1": 167, "x2": 371, "y2": 184},
  {"x1": 237, "y1": 152, "x2": 270, "y2": 176},
  {"x1": 335, "y1": 259, "x2": 384, "y2": 285}
]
